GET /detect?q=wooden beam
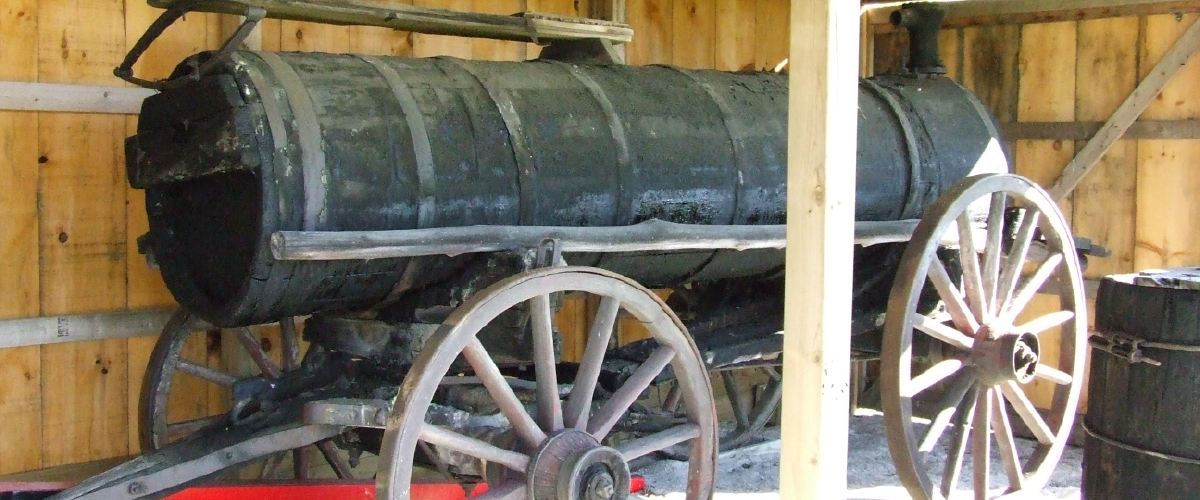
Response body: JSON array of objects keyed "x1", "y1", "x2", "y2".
[
  {"x1": 0, "y1": 310, "x2": 178, "y2": 349},
  {"x1": 779, "y1": 0, "x2": 857, "y2": 498},
  {"x1": 1048, "y1": 17, "x2": 1200, "y2": 201},
  {"x1": 0, "y1": 81, "x2": 155, "y2": 114},
  {"x1": 867, "y1": 0, "x2": 1200, "y2": 31},
  {"x1": 151, "y1": 0, "x2": 633, "y2": 44},
  {"x1": 1000, "y1": 119, "x2": 1200, "y2": 141}
]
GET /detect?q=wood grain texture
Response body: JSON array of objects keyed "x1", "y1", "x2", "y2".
[
  {"x1": 39, "y1": 339, "x2": 129, "y2": 467},
  {"x1": 1074, "y1": 17, "x2": 1139, "y2": 279},
  {"x1": 753, "y1": 0, "x2": 787, "y2": 71},
  {"x1": 1014, "y1": 22, "x2": 1075, "y2": 222},
  {"x1": 347, "y1": 0, "x2": 414, "y2": 56},
  {"x1": 671, "y1": 0, "x2": 715, "y2": 69},
  {"x1": 38, "y1": 0, "x2": 131, "y2": 469},
  {"x1": 280, "y1": 20, "x2": 351, "y2": 52},
  {"x1": 715, "y1": 0, "x2": 755, "y2": 71},
  {"x1": 412, "y1": 0, "x2": 473, "y2": 58},
  {"x1": 473, "y1": 0, "x2": 526, "y2": 61},
  {"x1": 626, "y1": 0, "x2": 672, "y2": 65},
  {"x1": 0, "y1": 0, "x2": 41, "y2": 477},
  {"x1": 1135, "y1": 14, "x2": 1200, "y2": 271},
  {"x1": 939, "y1": 28, "x2": 962, "y2": 81},
  {"x1": 962, "y1": 25, "x2": 1020, "y2": 123},
  {"x1": 779, "y1": 0, "x2": 858, "y2": 496},
  {"x1": 0, "y1": 346, "x2": 42, "y2": 474}
]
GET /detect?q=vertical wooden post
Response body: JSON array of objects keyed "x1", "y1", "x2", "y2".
[{"x1": 779, "y1": 0, "x2": 859, "y2": 498}]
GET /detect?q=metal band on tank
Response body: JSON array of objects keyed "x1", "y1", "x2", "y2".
[
  {"x1": 861, "y1": 79, "x2": 924, "y2": 220},
  {"x1": 257, "y1": 52, "x2": 328, "y2": 231},
  {"x1": 447, "y1": 59, "x2": 539, "y2": 225},
  {"x1": 242, "y1": 57, "x2": 292, "y2": 220},
  {"x1": 357, "y1": 55, "x2": 438, "y2": 229},
  {"x1": 556, "y1": 63, "x2": 632, "y2": 225},
  {"x1": 668, "y1": 67, "x2": 747, "y2": 225}
]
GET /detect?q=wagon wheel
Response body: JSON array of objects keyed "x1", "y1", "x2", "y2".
[
  {"x1": 661, "y1": 365, "x2": 781, "y2": 454},
  {"x1": 377, "y1": 266, "x2": 718, "y2": 500},
  {"x1": 882, "y1": 174, "x2": 1087, "y2": 499},
  {"x1": 140, "y1": 310, "x2": 358, "y2": 479}
]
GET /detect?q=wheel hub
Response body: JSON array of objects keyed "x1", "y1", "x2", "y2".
[
  {"x1": 972, "y1": 328, "x2": 1041, "y2": 385},
  {"x1": 527, "y1": 430, "x2": 630, "y2": 500}
]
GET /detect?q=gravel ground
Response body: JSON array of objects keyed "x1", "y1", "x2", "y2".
[{"x1": 633, "y1": 413, "x2": 1083, "y2": 500}]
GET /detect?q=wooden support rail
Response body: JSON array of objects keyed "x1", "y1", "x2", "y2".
[{"x1": 270, "y1": 219, "x2": 930, "y2": 261}]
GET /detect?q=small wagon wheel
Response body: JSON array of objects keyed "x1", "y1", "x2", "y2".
[
  {"x1": 882, "y1": 174, "x2": 1087, "y2": 499},
  {"x1": 139, "y1": 310, "x2": 358, "y2": 479},
  {"x1": 377, "y1": 266, "x2": 718, "y2": 500}
]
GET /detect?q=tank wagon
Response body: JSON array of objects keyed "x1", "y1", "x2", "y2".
[{"x1": 53, "y1": 3, "x2": 1089, "y2": 500}]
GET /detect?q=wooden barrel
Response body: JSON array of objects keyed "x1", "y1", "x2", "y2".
[{"x1": 1086, "y1": 270, "x2": 1200, "y2": 499}]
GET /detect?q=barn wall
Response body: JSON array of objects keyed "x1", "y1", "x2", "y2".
[
  {"x1": 872, "y1": 10, "x2": 1200, "y2": 410},
  {"x1": 0, "y1": 0, "x2": 789, "y2": 475}
]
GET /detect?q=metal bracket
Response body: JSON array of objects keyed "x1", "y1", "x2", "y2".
[
  {"x1": 535, "y1": 238, "x2": 567, "y2": 268},
  {"x1": 1089, "y1": 331, "x2": 1162, "y2": 366},
  {"x1": 115, "y1": 2, "x2": 265, "y2": 90}
]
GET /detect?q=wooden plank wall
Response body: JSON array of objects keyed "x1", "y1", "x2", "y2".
[
  {"x1": 872, "y1": 11, "x2": 1200, "y2": 409},
  {"x1": 0, "y1": 0, "x2": 788, "y2": 475}
]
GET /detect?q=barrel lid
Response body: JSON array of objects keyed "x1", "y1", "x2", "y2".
[{"x1": 1133, "y1": 267, "x2": 1200, "y2": 290}]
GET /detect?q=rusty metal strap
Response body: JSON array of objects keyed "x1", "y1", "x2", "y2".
[
  {"x1": 1084, "y1": 422, "x2": 1200, "y2": 466},
  {"x1": 1089, "y1": 330, "x2": 1200, "y2": 366}
]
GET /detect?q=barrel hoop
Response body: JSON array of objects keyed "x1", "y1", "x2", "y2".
[
  {"x1": 242, "y1": 56, "x2": 294, "y2": 226},
  {"x1": 557, "y1": 63, "x2": 632, "y2": 225},
  {"x1": 667, "y1": 67, "x2": 746, "y2": 225},
  {"x1": 1085, "y1": 422, "x2": 1200, "y2": 465},
  {"x1": 446, "y1": 58, "x2": 538, "y2": 225},
  {"x1": 862, "y1": 79, "x2": 925, "y2": 220},
  {"x1": 257, "y1": 52, "x2": 328, "y2": 231},
  {"x1": 357, "y1": 55, "x2": 437, "y2": 229}
]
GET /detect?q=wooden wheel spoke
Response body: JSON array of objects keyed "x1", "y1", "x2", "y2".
[
  {"x1": 462, "y1": 338, "x2": 547, "y2": 447},
  {"x1": 990, "y1": 389, "x2": 1026, "y2": 491},
  {"x1": 662, "y1": 381, "x2": 683, "y2": 413},
  {"x1": 588, "y1": 346, "x2": 676, "y2": 440},
  {"x1": 941, "y1": 385, "x2": 978, "y2": 498},
  {"x1": 919, "y1": 371, "x2": 974, "y2": 453},
  {"x1": 260, "y1": 452, "x2": 285, "y2": 479},
  {"x1": 1016, "y1": 310, "x2": 1075, "y2": 336},
  {"x1": 564, "y1": 296, "x2": 619, "y2": 430},
  {"x1": 982, "y1": 192, "x2": 1008, "y2": 315},
  {"x1": 176, "y1": 360, "x2": 238, "y2": 387},
  {"x1": 317, "y1": 440, "x2": 355, "y2": 479},
  {"x1": 1000, "y1": 253, "x2": 1063, "y2": 326},
  {"x1": 972, "y1": 388, "x2": 992, "y2": 500},
  {"x1": 913, "y1": 315, "x2": 974, "y2": 351},
  {"x1": 280, "y1": 317, "x2": 301, "y2": 370},
  {"x1": 905, "y1": 359, "x2": 964, "y2": 398},
  {"x1": 957, "y1": 212, "x2": 989, "y2": 322},
  {"x1": 1034, "y1": 364, "x2": 1073, "y2": 385},
  {"x1": 930, "y1": 259, "x2": 982, "y2": 334},
  {"x1": 420, "y1": 423, "x2": 530, "y2": 472},
  {"x1": 721, "y1": 371, "x2": 751, "y2": 428},
  {"x1": 996, "y1": 209, "x2": 1042, "y2": 315},
  {"x1": 472, "y1": 481, "x2": 526, "y2": 500},
  {"x1": 1000, "y1": 381, "x2": 1054, "y2": 445},
  {"x1": 294, "y1": 446, "x2": 312, "y2": 479},
  {"x1": 530, "y1": 294, "x2": 563, "y2": 432},
  {"x1": 166, "y1": 414, "x2": 227, "y2": 437},
  {"x1": 615, "y1": 424, "x2": 700, "y2": 462},
  {"x1": 233, "y1": 327, "x2": 281, "y2": 379}
]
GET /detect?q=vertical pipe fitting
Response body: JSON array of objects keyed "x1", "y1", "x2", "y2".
[{"x1": 890, "y1": 3, "x2": 947, "y2": 76}]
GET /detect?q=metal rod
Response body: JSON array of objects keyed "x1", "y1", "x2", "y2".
[{"x1": 270, "y1": 219, "x2": 929, "y2": 261}]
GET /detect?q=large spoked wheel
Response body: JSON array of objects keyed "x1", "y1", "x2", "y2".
[
  {"x1": 662, "y1": 366, "x2": 781, "y2": 453},
  {"x1": 377, "y1": 266, "x2": 718, "y2": 500},
  {"x1": 882, "y1": 174, "x2": 1087, "y2": 499},
  {"x1": 140, "y1": 310, "x2": 357, "y2": 479}
]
